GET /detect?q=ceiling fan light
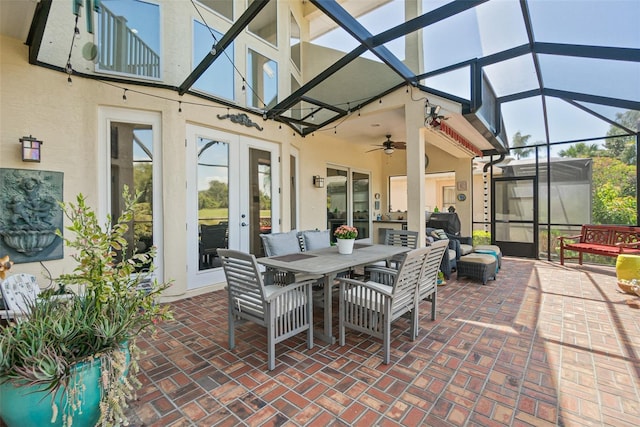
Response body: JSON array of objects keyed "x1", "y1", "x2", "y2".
[{"x1": 384, "y1": 148, "x2": 394, "y2": 155}]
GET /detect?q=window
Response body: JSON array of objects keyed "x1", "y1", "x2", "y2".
[
  {"x1": 98, "y1": 0, "x2": 161, "y2": 79},
  {"x1": 193, "y1": 21, "x2": 235, "y2": 100},
  {"x1": 247, "y1": 49, "x2": 278, "y2": 109},
  {"x1": 389, "y1": 172, "x2": 456, "y2": 213},
  {"x1": 197, "y1": 0, "x2": 232, "y2": 21},
  {"x1": 290, "y1": 13, "x2": 301, "y2": 71},
  {"x1": 248, "y1": 0, "x2": 277, "y2": 46},
  {"x1": 443, "y1": 185, "x2": 456, "y2": 212}
]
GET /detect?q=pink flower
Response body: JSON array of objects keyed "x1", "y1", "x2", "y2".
[{"x1": 334, "y1": 225, "x2": 358, "y2": 239}]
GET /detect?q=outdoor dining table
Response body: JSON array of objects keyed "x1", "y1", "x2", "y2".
[{"x1": 257, "y1": 243, "x2": 410, "y2": 344}]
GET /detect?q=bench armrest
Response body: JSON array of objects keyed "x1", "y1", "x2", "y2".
[
  {"x1": 617, "y1": 241, "x2": 640, "y2": 249},
  {"x1": 558, "y1": 234, "x2": 581, "y2": 243}
]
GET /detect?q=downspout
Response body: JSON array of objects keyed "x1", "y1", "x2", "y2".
[{"x1": 482, "y1": 154, "x2": 506, "y2": 231}]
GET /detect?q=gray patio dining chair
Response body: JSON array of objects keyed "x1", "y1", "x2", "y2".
[
  {"x1": 259, "y1": 230, "x2": 323, "y2": 287},
  {"x1": 218, "y1": 249, "x2": 314, "y2": 371},
  {"x1": 199, "y1": 223, "x2": 228, "y2": 268},
  {"x1": 416, "y1": 239, "x2": 449, "y2": 324},
  {"x1": 383, "y1": 229, "x2": 419, "y2": 268},
  {"x1": 337, "y1": 246, "x2": 431, "y2": 364},
  {"x1": 364, "y1": 229, "x2": 419, "y2": 276}
]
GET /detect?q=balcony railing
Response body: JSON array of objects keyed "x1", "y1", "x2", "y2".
[{"x1": 98, "y1": 5, "x2": 160, "y2": 78}]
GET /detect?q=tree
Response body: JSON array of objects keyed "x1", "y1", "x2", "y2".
[
  {"x1": 589, "y1": 136, "x2": 637, "y2": 225},
  {"x1": 604, "y1": 110, "x2": 639, "y2": 165},
  {"x1": 510, "y1": 131, "x2": 535, "y2": 159},
  {"x1": 558, "y1": 142, "x2": 601, "y2": 158},
  {"x1": 198, "y1": 180, "x2": 229, "y2": 209}
]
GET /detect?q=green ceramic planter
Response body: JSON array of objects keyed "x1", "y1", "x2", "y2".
[{"x1": 0, "y1": 359, "x2": 102, "y2": 427}]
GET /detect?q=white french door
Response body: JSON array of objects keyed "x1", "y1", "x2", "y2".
[
  {"x1": 186, "y1": 125, "x2": 279, "y2": 289},
  {"x1": 98, "y1": 107, "x2": 164, "y2": 283}
]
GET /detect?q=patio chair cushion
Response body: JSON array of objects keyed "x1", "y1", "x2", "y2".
[
  {"x1": 300, "y1": 229, "x2": 331, "y2": 251},
  {"x1": 430, "y1": 229, "x2": 448, "y2": 240},
  {"x1": 474, "y1": 244, "x2": 502, "y2": 269},
  {"x1": 457, "y1": 253, "x2": 497, "y2": 285},
  {"x1": 260, "y1": 230, "x2": 302, "y2": 256},
  {"x1": 263, "y1": 285, "x2": 309, "y2": 317},
  {"x1": 460, "y1": 244, "x2": 474, "y2": 255}
]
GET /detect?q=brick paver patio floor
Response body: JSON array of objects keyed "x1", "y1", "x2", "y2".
[{"x1": 125, "y1": 258, "x2": 640, "y2": 426}]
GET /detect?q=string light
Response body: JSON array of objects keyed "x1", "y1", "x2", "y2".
[
  {"x1": 65, "y1": 61, "x2": 73, "y2": 86},
  {"x1": 93, "y1": 80, "x2": 397, "y2": 138},
  {"x1": 65, "y1": 14, "x2": 79, "y2": 86},
  {"x1": 63, "y1": 2, "x2": 431, "y2": 138}
]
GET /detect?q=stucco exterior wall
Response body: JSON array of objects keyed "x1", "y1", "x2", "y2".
[{"x1": 0, "y1": 34, "x2": 388, "y2": 300}]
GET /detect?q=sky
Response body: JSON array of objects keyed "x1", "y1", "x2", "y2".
[
  {"x1": 311, "y1": 0, "x2": 640, "y2": 150},
  {"x1": 100, "y1": 0, "x2": 638, "y2": 156}
]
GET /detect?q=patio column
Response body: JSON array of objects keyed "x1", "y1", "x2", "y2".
[{"x1": 405, "y1": 104, "x2": 426, "y2": 247}]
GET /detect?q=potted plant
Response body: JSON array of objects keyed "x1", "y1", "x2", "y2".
[
  {"x1": 0, "y1": 188, "x2": 172, "y2": 427},
  {"x1": 334, "y1": 225, "x2": 358, "y2": 254}
]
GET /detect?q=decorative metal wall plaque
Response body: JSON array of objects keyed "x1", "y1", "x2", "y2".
[
  {"x1": 0, "y1": 168, "x2": 63, "y2": 263},
  {"x1": 217, "y1": 112, "x2": 263, "y2": 131}
]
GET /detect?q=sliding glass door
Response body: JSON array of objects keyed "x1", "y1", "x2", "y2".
[{"x1": 326, "y1": 167, "x2": 370, "y2": 242}]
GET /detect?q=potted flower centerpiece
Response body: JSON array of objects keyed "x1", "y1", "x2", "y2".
[
  {"x1": 0, "y1": 188, "x2": 172, "y2": 427},
  {"x1": 334, "y1": 225, "x2": 358, "y2": 254}
]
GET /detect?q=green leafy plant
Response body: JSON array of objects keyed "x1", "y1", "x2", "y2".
[{"x1": 0, "y1": 187, "x2": 172, "y2": 426}]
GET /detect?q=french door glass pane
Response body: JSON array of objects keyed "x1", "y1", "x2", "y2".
[
  {"x1": 110, "y1": 122, "x2": 153, "y2": 266},
  {"x1": 197, "y1": 138, "x2": 229, "y2": 270},
  {"x1": 250, "y1": 148, "x2": 272, "y2": 256}
]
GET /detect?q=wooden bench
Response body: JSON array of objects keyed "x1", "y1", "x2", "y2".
[{"x1": 559, "y1": 224, "x2": 640, "y2": 265}]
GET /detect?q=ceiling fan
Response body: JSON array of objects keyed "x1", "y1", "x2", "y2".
[{"x1": 366, "y1": 135, "x2": 406, "y2": 155}]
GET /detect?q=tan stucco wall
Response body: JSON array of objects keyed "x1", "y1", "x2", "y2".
[
  {"x1": 0, "y1": 34, "x2": 387, "y2": 300},
  {"x1": 1, "y1": 10, "x2": 475, "y2": 300}
]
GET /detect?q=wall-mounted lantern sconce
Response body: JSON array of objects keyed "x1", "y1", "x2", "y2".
[
  {"x1": 20, "y1": 135, "x2": 42, "y2": 162},
  {"x1": 313, "y1": 175, "x2": 325, "y2": 188}
]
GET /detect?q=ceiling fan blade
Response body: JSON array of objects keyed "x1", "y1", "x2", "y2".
[
  {"x1": 394, "y1": 141, "x2": 407, "y2": 149},
  {"x1": 365, "y1": 147, "x2": 383, "y2": 153}
]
